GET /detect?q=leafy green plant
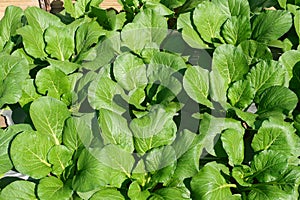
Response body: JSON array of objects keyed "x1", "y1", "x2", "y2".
[{"x1": 0, "y1": 0, "x2": 300, "y2": 199}]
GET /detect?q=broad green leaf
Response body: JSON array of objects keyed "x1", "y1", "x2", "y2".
[
  {"x1": 221, "y1": 16, "x2": 251, "y2": 45},
  {"x1": 45, "y1": 26, "x2": 75, "y2": 61},
  {"x1": 290, "y1": 62, "x2": 300, "y2": 98},
  {"x1": 48, "y1": 59, "x2": 80, "y2": 75},
  {"x1": 128, "y1": 87, "x2": 146, "y2": 110},
  {"x1": 37, "y1": 177, "x2": 73, "y2": 200},
  {"x1": 252, "y1": 118, "x2": 300, "y2": 156},
  {"x1": 149, "y1": 187, "x2": 191, "y2": 200},
  {"x1": 47, "y1": 145, "x2": 73, "y2": 176},
  {"x1": 191, "y1": 162, "x2": 237, "y2": 200},
  {"x1": 251, "y1": 10, "x2": 292, "y2": 43},
  {"x1": 88, "y1": 76, "x2": 126, "y2": 114},
  {"x1": 90, "y1": 188, "x2": 125, "y2": 200},
  {"x1": 75, "y1": 21, "x2": 105, "y2": 62},
  {"x1": 160, "y1": 0, "x2": 185, "y2": 8},
  {"x1": 193, "y1": 1, "x2": 228, "y2": 43},
  {"x1": 95, "y1": 144, "x2": 135, "y2": 177},
  {"x1": 11, "y1": 49, "x2": 34, "y2": 65},
  {"x1": 128, "y1": 181, "x2": 151, "y2": 200},
  {"x1": 99, "y1": 109, "x2": 134, "y2": 152},
  {"x1": 0, "y1": 6, "x2": 23, "y2": 42},
  {"x1": 113, "y1": 52, "x2": 147, "y2": 91},
  {"x1": 227, "y1": 80, "x2": 254, "y2": 110},
  {"x1": 0, "y1": 181, "x2": 36, "y2": 200},
  {"x1": 214, "y1": 0, "x2": 250, "y2": 17},
  {"x1": 24, "y1": 7, "x2": 63, "y2": 31},
  {"x1": 221, "y1": 128, "x2": 244, "y2": 166},
  {"x1": 90, "y1": 7, "x2": 117, "y2": 30},
  {"x1": 232, "y1": 165, "x2": 253, "y2": 187},
  {"x1": 35, "y1": 66, "x2": 71, "y2": 104},
  {"x1": 279, "y1": 50, "x2": 300, "y2": 79},
  {"x1": 0, "y1": 125, "x2": 32, "y2": 175},
  {"x1": 129, "y1": 105, "x2": 177, "y2": 154},
  {"x1": 295, "y1": 10, "x2": 300, "y2": 41},
  {"x1": 237, "y1": 40, "x2": 273, "y2": 65},
  {"x1": 19, "y1": 79, "x2": 41, "y2": 107},
  {"x1": 177, "y1": 12, "x2": 208, "y2": 49},
  {"x1": 210, "y1": 70, "x2": 228, "y2": 103},
  {"x1": 229, "y1": 107, "x2": 257, "y2": 128},
  {"x1": 251, "y1": 150, "x2": 288, "y2": 182},
  {"x1": 257, "y1": 86, "x2": 298, "y2": 116},
  {"x1": 144, "y1": 1, "x2": 174, "y2": 16},
  {"x1": 212, "y1": 44, "x2": 249, "y2": 84},
  {"x1": 30, "y1": 97, "x2": 70, "y2": 145},
  {"x1": 183, "y1": 66, "x2": 212, "y2": 108},
  {"x1": 10, "y1": 130, "x2": 53, "y2": 179},
  {"x1": 121, "y1": 9, "x2": 168, "y2": 52},
  {"x1": 247, "y1": 60, "x2": 288, "y2": 100},
  {"x1": 17, "y1": 25, "x2": 47, "y2": 58},
  {"x1": 72, "y1": 148, "x2": 127, "y2": 192},
  {"x1": 248, "y1": 185, "x2": 289, "y2": 200},
  {"x1": 0, "y1": 55, "x2": 29, "y2": 108}
]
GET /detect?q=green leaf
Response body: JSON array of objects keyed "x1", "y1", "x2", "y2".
[
  {"x1": 0, "y1": 181, "x2": 36, "y2": 200},
  {"x1": 193, "y1": 1, "x2": 228, "y2": 43},
  {"x1": 113, "y1": 52, "x2": 147, "y2": 91},
  {"x1": 25, "y1": 7, "x2": 63, "y2": 31},
  {"x1": 257, "y1": 86, "x2": 298, "y2": 116},
  {"x1": 290, "y1": 62, "x2": 300, "y2": 98},
  {"x1": 19, "y1": 79, "x2": 41, "y2": 107},
  {"x1": 237, "y1": 40, "x2": 273, "y2": 65},
  {"x1": 72, "y1": 148, "x2": 127, "y2": 192},
  {"x1": 247, "y1": 60, "x2": 288, "y2": 100},
  {"x1": 30, "y1": 97, "x2": 70, "y2": 145},
  {"x1": 17, "y1": 25, "x2": 47, "y2": 59},
  {"x1": 45, "y1": 26, "x2": 75, "y2": 61},
  {"x1": 251, "y1": 10, "x2": 292, "y2": 43},
  {"x1": 295, "y1": 10, "x2": 300, "y2": 41},
  {"x1": 37, "y1": 177, "x2": 73, "y2": 200},
  {"x1": 128, "y1": 181, "x2": 150, "y2": 200},
  {"x1": 177, "y1": 12, "x2": 208, "y2": 49},
  {"x1": 212, "y1": 44, "x2": 249, "y2": 84},
  {"x1": 99, "y1": 109, "x2": 134, "y2": 152},
  {"x1": 90, "y1": 7, "x2": 117, "y2": 30},
  {"x1": 221, "y1": 128, "x2": 244, "y2": 166},
  {"x1": 129, "y1": 105, "x2": 177, "y2": 154},
  {"x1": 88, "y1": 76, "x2": 126, "y2": 114},
  {"x1": 0, "y1": 6, "x2": 23, "y2": 42},
  {"x1": 251, "y1": 150, "x2": 288, "y2": 182},
  {"x1": 214, "y1": 0, "x2": 250, "y2": 17},
  {"x1": 210, "y1": 70, "x2": 228, "y2": 103},
  {"x1": 149, "y1": 187, "x2": 191, "y2": 200},
  {"x1": 248, "y1": 185, "x2": 289, "y2": 200},
  {"x1": 279, "y1": 50, "x2": 300, "y2": 79},
  {"x1": 35, "y1": 66, "x2": 71, "y2": 104},
  {"x1": 48, "y1": 59, "x2": 80, "y2": 75},
  {"x1": 47, "y1": 145, "x2": 73, "y2": 176},
  {"x1": 0, "y1": 55, "x2": 29, "y2": 108},
  {"x1": 90, "y1": 188, "x2": 125, "y2": 200},
  {"x1": 10, "y1": 130, "x2": 53, "y2": 179},
  {"x1": 252, "y1": 118, "x2": 299, "y2": 156},
  {"x1": 183, "y1": 66, "x2": 213, "y2": 108},
  {"x1": 232, "y1": 165, "x2": 253, "y2": 187},
  {"x1": 191, "y1": 162, "x2": 237, "y2": 200},
  {"x1": 221, "y1": 16, "x2": 251, "y2": 45},
  {"x1": 227, "y1": 80, "x2": 254, "y2": 110}
]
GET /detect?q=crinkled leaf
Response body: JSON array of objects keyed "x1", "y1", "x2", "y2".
[
  {"x1": 221, "y1": 16, "x2": 251, "y2": 45},
  {"x1": 113, "y1": 52, "x2": 147, "y2": 91},
  {"x1": 37, "y1": 177, "x2": 73, "y2": 200},
  {"x1": 0, "y1": 181, "x2": 36, "y2": 200},
  {"x1": 251, "y1": 10, "x2": 292, "y2": 43},
  {"x1": 183, "y1": 66, "x2": 212, "y2": 108},
  {"x1": 35, "y1": 66, "x2": 71, "y2": 104},
  {"x1": 193, "y1": 1, "x2": 228, "y2": 43},
  {"x1": 191, "y1": 162, "x2": 237, "y2": 200},
  {"x1": 45, "y1": 26, "x2": 75, "y2": 61},
  {"x1": 237, "y1": 40, "x2": 273, "y2": 65},
  {"x1": 99, "y1": 109, "x2": 134, "y2": 152},
  {"x1": 247, "y1": 60, "x2": 288, "y2": 101},
  {"x1": 10, "y1": 130, "x2": 53, "y2": 179},
  {"x1": 30, "y1": 97, "x2": 70, "y2": 145},
  {"x1": 47, "y1": 145, "x2": 73, "y2": 176},
  {"x1": 257, "y1": 86, "x2": 298, "y2": 116},
  {"x1": 90, "y1": 188, "x2": 125, "y2": 200},
  {"x1": 227, "y1": 80, "x2": 254, "y2": 110},
  {"x1": 251, "y1": 150, "x2": 288, "y2": 182},
  {"x1": 0, "y1": 55, "x2": 29, "y2": 108}
]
